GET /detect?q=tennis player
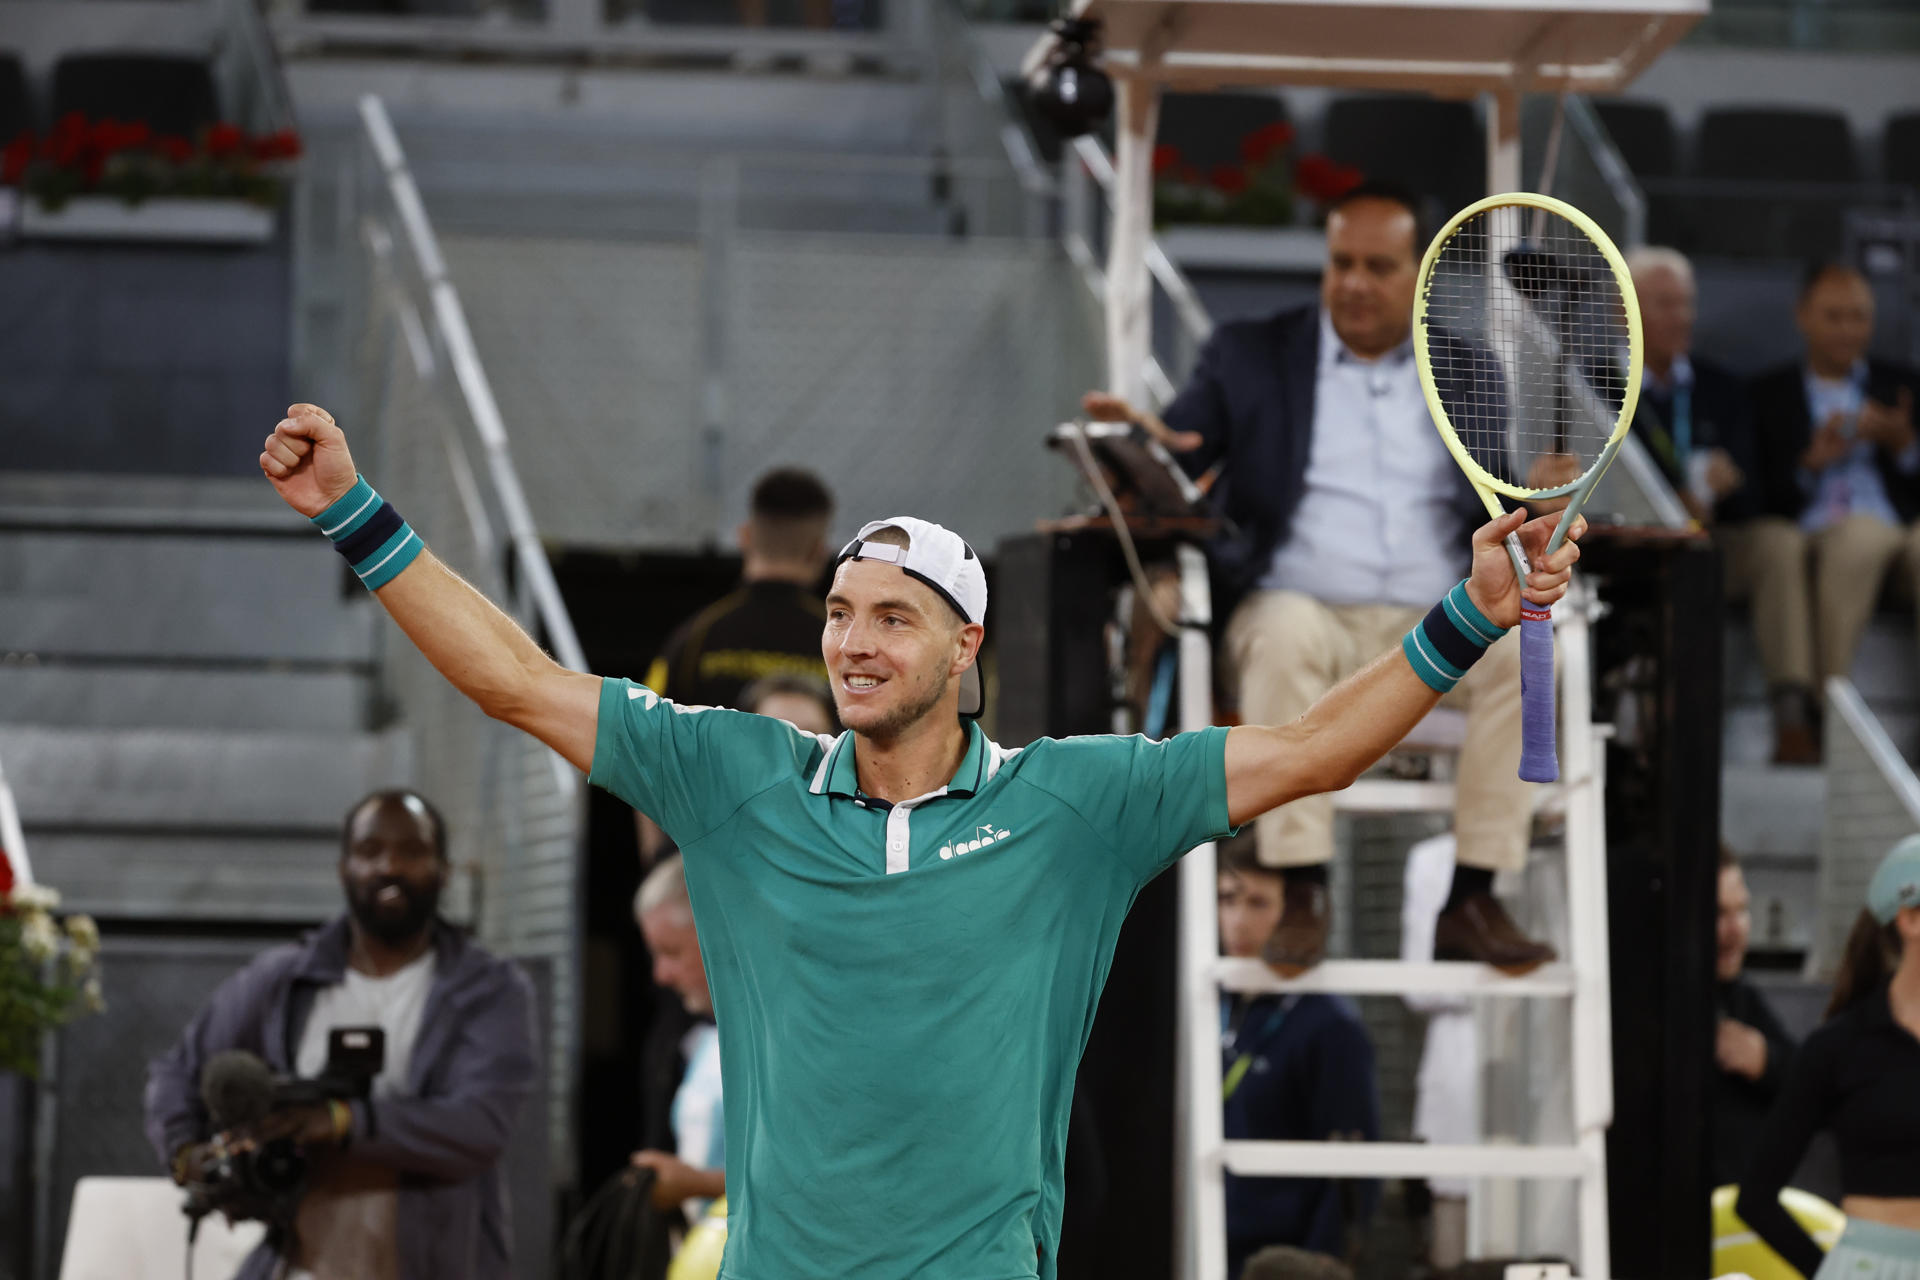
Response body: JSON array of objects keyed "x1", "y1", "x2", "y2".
[{"x1": 260, "y1": 403, "x2": 1583, "y2": 1280}]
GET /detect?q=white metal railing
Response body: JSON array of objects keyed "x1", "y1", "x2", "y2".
[
  {"x1": 347, "y1": 92, "x2": 588, "y2": 1176},
  {"x1": 1817, "y1": 676, "x2": 1920, "y2": 978}
]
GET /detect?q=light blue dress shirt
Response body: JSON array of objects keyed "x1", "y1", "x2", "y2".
[
  {"x1": 1261, "y1": 310, "x2": 1467, "y2": 607},
  {"x1": 1799, "y1": 361, "x2": 1915, "y2": 534}
]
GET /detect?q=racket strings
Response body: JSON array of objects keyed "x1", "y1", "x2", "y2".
[{"x1": 1422, "y1": 207, "x2": 1631, "y2": 494}]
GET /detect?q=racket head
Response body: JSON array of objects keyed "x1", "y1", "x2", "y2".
[{"x1": 1413, "y1": 193, "x2": 1643, "y2": 504}]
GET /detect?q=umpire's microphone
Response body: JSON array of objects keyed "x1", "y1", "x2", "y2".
[{"x1": 200, "y1": 1050, "x2": 275, "y2": 1133}]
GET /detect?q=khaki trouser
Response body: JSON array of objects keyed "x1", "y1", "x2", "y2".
[
  {"x1": 1807, "y1": 513, "x2": 1920, "y2": 685},
  {"x1": 1720, "y1": 516, "x2": 1815, "y2": 690},
  {"x1": 1225, "y1": 590, "x2": 1530, "y2": 873}
]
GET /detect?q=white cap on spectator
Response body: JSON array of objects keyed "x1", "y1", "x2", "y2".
[{"x1": 836, "y1": 517, "x2": 986, "y2": 717}]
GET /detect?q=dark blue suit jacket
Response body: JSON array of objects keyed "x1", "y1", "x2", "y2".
[
  {"x1": 1631, "y1": 355, "x2": 1761, "y2": 524},
  {"x1": 1161, "y1": 306, "x2": 1493, "y2": 612},
  {"x1": 1221, "y1": 993, "x2": 1380, "y2": 1269}
]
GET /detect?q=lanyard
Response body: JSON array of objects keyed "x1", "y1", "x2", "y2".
[
  {"x1": 1220, "y1": 997, "x2": 1293, "y2": 1101},
  {"x1": 1671, "y1": 383, "x2": 1692, "y2": 465}
]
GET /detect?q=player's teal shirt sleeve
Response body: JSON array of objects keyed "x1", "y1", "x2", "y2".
[
  {"x1": 589, "y1": 676, "x2": 823, "y2": 846},
  {"x1": 1018, "y1": 725, "x2": 1237, "y2": 884}
]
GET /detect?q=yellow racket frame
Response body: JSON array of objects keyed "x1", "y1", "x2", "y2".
[{"x1": 1412, "y1": 191, "x2": 1644, "y2": 551}]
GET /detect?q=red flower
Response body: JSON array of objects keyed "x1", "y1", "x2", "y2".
[
  {"x1": 0, "y1": 849, "x2": 14, "y2": 904},
  {"x1": 1, "y1": 132, "x2": 32, "y2": 185},
  {"x1": 1238, "y1": 120, "x2": 1295, "y2": 167},
  {"x1": 205, "y1": 122, "x2": 244, "y2": 159},
  {"x1": 249, "y1": 129, "x2": 303, "y2": 163},
  {"x1": 1295, "y1": 152, "x2": 1365, "y2": 202},
  {"x1": 48, "y1": 112, "x2": 88, "y2": 168},
  {"x1": 1209, "y1": 164, "x2": 1249, "y2": 197},
  {"x1": 1152, "y1": 143, "x2": 1181, "y2": 177},
  {"x1": 89, "y1": 118, "x2": 151, "y2": 156},
  {"x1": 155, "y1": 135, "x2": 194, "y2": 165}
]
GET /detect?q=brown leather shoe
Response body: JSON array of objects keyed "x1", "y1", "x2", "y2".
[
  {"x1": 1263, "y1": 879, "x2": 1331, "y2": 977},
  {"x1": 1433, "y1": 891, "x2": 1557, "y2": 975},
  {"x1": 1772, "y1": 721, "x2": 1821, "y2": 766}
]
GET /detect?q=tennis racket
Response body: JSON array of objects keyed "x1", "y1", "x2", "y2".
[{"x1": 1412, "y1": 193, "x2": 1642, "y2": 784}]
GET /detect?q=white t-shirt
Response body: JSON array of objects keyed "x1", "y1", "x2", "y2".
[
  {"x1": 672, "y1": 1021, "x2": 725, "y2": 1220},
  {"x1": 286, "y1": 949, "x2": 438, "y2": 1280}
]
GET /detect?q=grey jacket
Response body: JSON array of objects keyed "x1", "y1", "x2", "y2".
[{"x1": 143, "y1": 915, "x2": 538, "y2": 1280}]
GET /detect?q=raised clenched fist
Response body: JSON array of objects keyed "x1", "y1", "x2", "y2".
[{"x1": 259, "y1": 403, "x2": 359, "y2": 519}]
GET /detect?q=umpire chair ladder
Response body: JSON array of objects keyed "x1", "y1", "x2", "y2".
[{"x1": 1171, "y1": 547, "x2": 1615, "y2": 1280}]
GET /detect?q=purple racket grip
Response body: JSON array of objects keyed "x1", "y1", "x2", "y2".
[{"x1": 1518, "y1": 597, "x2": 1558, "y2": 783}]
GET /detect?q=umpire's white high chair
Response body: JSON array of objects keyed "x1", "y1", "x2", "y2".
[{"x1": 1026, "y1": 3, "x2": 1709, "y2": 1274}]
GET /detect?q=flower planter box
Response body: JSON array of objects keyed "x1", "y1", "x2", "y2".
[{"x1": 17, "y1": 195, "x2": 274, "y2": 245}]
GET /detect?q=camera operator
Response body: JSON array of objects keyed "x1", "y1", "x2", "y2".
[{"x1": 143, "y1": 789, "x2": 538, "y2": 1280}]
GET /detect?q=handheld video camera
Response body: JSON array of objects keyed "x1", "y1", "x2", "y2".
[{"x1": 183, "y1": 1027, "x2": 385, "y2": 1232}]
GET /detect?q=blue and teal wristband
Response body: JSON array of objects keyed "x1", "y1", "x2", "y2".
[
  {"x1": 1402, "y1": 580, "x2": 1506, "y2": 695},
  {"x1": 312, "y1": 475, "x2": 424, "y2": 591}
]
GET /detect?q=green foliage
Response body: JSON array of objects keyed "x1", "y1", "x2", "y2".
[{"x1": 0, "y1": 888, "x2": 104, "y2": 1078}]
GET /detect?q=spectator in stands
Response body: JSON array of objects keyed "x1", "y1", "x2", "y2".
[
  {"x1": 638, "y1": 466, "x2": 836, "y2": 864},
  {"x1": 1738, "y1": 835, "x2": 1920, "y2": 1277},
  {"x1": 1750, "y1": 263, "x2": 1920, "y2": 757},
  {"x1": 144, "y1": 789, "x2": 537, "y2": 1280},
  {"x1": 737, "y1": 671, "x2": 835, "y2": 736},
  {"x1": 629, "y1": 853, "x2": 726, "y2": 1223},
  {"x1": 1713, "y1": 846, "x2": 1797, "y2": 1189},
  {"x1": 645, "y1": 467, "x2": 836, "y2": 710},
  {"x1": 1083, "y1": 181, "x2": 1552, "y2": 976},
  {"x1": 1218, "y1": 835, "x2": 1379, "y2": 1273},
  {"x1": 1627, "y1": 247, "x2": 1808, "y2": 763},
  {"x1": 1626, "y1": 246, "x2": 1760, "y2": 525}
]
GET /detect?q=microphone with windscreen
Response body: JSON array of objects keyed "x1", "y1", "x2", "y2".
[{"x1": 200, "y1": 1051, "x2": 275, "y2": 1134}]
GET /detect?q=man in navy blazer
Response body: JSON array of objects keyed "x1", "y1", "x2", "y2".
[
  {"x1": 1085, "y1": 183, "x2": 1552, "y2": 976},
  {"x1": 1747, "y1": 262, "x2": 1920, "y2": 759}
]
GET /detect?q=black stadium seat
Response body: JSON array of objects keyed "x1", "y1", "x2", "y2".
[
  {"x1": 1693, "y1": 106, "x2": 1858, "y2": 257},
  {"x1": 1592, "y1": 98, "x2": 1687, "y2": 248},
  {"x1": 1154, "y1": 91, "x2": 1290, "y2": 178},
  {"x1": 1593, "y1": 99, "x2": 1677, "y2": 180},
  {"x1": 1320, "y1": 94, "x2": 1481, "y2": 228},
  {"x1": 50, "y1": 53, "x2": 220, "y2": 138},
  {"x1": 1884, "y1": 112, "x2": 1920, "y2": 195},
  {"x1": 0, "y1": 52, "x2": 33, "y2": 142}
]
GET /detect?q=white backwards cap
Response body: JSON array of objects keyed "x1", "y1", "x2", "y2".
[{"x1": 836, "y1": 516, "x2": 987, "y2": 717}]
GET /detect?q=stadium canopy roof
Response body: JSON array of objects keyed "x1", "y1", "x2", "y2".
[{"x1": 1021, "y1": 0, "x2": 1707, "y2": 96}]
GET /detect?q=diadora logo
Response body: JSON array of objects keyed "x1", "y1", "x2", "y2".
[
  {"x1": 938, "y1": 823, "x2": 1013, "y2": 861},
  {"x1": 628, "y1": 686, "x2": 659, "y2": 709}
]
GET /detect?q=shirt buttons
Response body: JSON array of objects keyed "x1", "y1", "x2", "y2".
[{"x1": 889, "y1": 840, "x2": 905, "y2": 851}]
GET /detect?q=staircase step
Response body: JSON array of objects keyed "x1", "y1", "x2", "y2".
[
  {"x1": 0, "y1": 471, "x2": 304, "y2": 535},
  {"x1": 1720, "y1": 762, "x2": 1824, "y2": 860},
  {"x1": 0, "y1": 530, "x2": 374, "y2": 662},
  {"x1": 26, "y1": 831, "x2": 342, "y2": 921},
  {"x1": 0, "y1": 663, "x2": 373, "y2": 732},
  {"x1": 1221, "y1": 1139, "x2": 1592, "y2": 1180},
  {"x1": 0, "y1": 725, "x2": 411, "y2": 830}
]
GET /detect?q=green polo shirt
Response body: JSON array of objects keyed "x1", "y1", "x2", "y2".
[{"x1": 591, "y1": 677, "x2": 1235, "y2": 1280}]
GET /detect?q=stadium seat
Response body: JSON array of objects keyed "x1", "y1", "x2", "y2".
[
  {"x1": 1591, "y1": 98, "x2": 1687, "y2": 248},
  {"x1": 1155, "y1": 91, "x2": 1290, "y2": 178},
  {"x1": 0, "y1": 51, "x2": 32, "y2": 143},
  {"x1": 1320, "y1": 94, "x2": 1481, "y2": 228},
  {"x1": 1693, "y1": 106, "x2": 1858, "y2": 257},
  {"x1": 1884, "y1": 111, "x2": 1920, "y2": 194},
  {"x1": 49, "y1": 53, "x2": 220, "y2": 139}
]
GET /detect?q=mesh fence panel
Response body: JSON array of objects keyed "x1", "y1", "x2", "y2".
[{"x1": 343, "y1": 127, "x2": 586, "y2": 1183}]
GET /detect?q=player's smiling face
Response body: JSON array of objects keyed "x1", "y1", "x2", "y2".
[{"x1": 823, "y1": 559, "x2": 977, "y2": 742}]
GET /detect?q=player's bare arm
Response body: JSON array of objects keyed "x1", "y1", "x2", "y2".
[
  {"x1": 1223, "y1": 507, "x2": 1584, "y2": 827},
  {"x1": 259, "y1": 404, "x2": 600, "y2": 773}
]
